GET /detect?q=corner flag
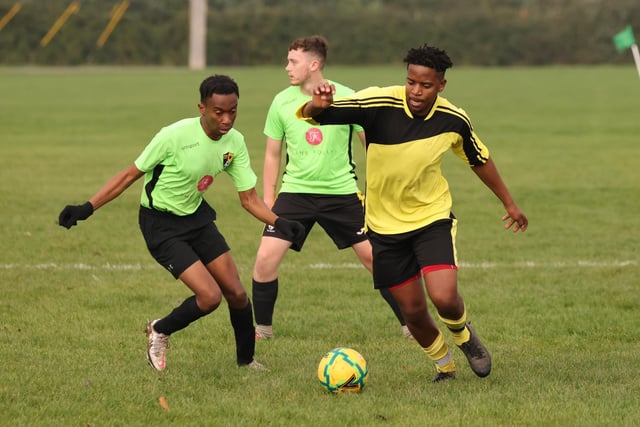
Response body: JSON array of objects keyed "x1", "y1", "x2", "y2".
[
  {"x1": 613, "y1": 25, "x2": 640, "y2": 79},
  {"x1": 613, "y1": 25, "x2": 636, "y2": 51}
]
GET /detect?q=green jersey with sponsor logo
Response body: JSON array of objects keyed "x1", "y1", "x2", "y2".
[
  {"x1": 134, "y1": 117, "x2": 257, "y2": 216},
  {"x1": 264, "y1": 81, "x2": 364, "y2": 194}
]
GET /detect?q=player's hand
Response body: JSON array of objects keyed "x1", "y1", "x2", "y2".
[
  {"x1": 274, "y1": 217, "x2": 306, "y2": 245},
  {"x1": 311, "y1": 82, "x2": 336, "y2": 108},
  {"x1": 502, "y1": 205, "x2": 528, "y2": 233},
  {"x1": 58, "y1": 202, "x2": 94, "y2": 229}
]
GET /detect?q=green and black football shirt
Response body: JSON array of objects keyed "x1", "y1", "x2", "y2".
[{"x1": 135, "y1": 117, "x2": 257, "y2": 216}]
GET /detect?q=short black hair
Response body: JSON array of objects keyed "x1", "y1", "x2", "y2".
[
  {"x1": 199, "y1": 75, "x2": 239, "y2": 102},
  {"x1": 403, "y1": 45, "x2": 453, "y2": 74}
]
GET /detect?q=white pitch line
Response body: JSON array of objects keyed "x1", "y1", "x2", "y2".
[
  {"x1": 0, "y1": 263, "x2": 150, "y2": 270},
  {"x1": 0, "y1": 260, "x2": 637, "y2": 271},
  {"x1": 308, "y1": 260, "x2": 638, "y2": 269}
]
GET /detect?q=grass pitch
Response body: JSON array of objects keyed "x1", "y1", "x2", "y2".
[{"x1": 1, "y1": 65, "x2": 639, "y2": 426}]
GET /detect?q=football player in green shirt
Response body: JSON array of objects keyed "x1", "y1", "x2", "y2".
[
  {"x1": 251, "y1": 35, "x2": 409, "y2": 340},
  {"x1": 58, "y1": 75, "x2": 304, "y2": 372}
]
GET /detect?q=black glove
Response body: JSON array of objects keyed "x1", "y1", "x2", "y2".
[
  {"x1": 274, "y1": 217, "x2": 306, "y2": 246},
  {"x1": 58, "y1": 201, "x2": 94, "y2": 229}
]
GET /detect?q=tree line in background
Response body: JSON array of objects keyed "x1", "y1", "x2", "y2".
[{"x1": 0, "y1": 0, "x2": 638, "y2": 66}]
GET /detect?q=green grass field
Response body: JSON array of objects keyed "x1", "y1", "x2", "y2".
[{"x1": 1, "y1": 64, "x2": 639, "y2": 426}]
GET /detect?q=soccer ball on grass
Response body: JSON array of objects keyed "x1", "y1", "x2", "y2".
[{"x1": 317, "y1": 347, "x2": 368, "y2": 394}]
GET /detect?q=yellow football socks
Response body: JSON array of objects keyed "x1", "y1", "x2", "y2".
[
  {"x1": 423, "y1": 331, "x2": 456, "y2": 373},
  {"x1": 439, "y1": 308, "x2": 470, "y2": 346}
]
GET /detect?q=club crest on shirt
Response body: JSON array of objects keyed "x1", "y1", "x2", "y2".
[
  {"x1": 223, "y1": 152, "x2": 234, "y2": 168},
  {"x1": 306, "y1": 128, "x2": 323, "y2": 145}
]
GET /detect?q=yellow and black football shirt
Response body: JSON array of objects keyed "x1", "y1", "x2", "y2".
[{"x1": 296, "y1": 85, "x2": 489, "y2": 235}]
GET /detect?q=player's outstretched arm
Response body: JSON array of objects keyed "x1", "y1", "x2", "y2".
[
  {"x1": 238, "y1": 188, "x2": 305, "y2": 244},
  {"x1": 238, "y1": 187, "x2": 278, "y2": 225},
  {"x1": 88, "y1": 164, "x2": 144, "y2": 210},
  {"x1": 58, "y1": 164, "x2": 143, "y2": 229},
  {"x1": 471, "y1": 157, "x2": 528, "y2": 233}
]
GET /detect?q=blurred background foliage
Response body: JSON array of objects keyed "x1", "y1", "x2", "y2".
[{"x1": 0, "y1": 0, "x2": 638, "y2": 66}]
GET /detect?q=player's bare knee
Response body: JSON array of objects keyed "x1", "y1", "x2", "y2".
[
  {"x1": 431, "y1": 293, "x2": 464, "y2": 315},
  {"x1": 401, "y1": 303, "x2": 428, "y2": 323},
  {"x1": 196, "y1": 292, "x2": 222, "y2": 313},
  {"x1": 253, "y1": 259, "x2": 279, "y2": 282},
  {"x1": 226, "y1": 288, "x2": 249, "y2": 308}
]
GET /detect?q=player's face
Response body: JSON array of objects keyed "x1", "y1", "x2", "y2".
[
  {"x1": 285, "y1": 48, "x2": 315, "y2": 85},
  {"x1": 405, "y1": 64, "x2": 446, "y2": 117},
  {"x1": 198, "y1": 93, "x2": 238, "y2": 140}
]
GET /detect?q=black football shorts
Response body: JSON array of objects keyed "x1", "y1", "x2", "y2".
[
  {"x1": 367, "y1": 217, "x2": 458, "y2": 289},
  {"x1": 139, "y1": 207, "x2": 229, "y2": 279},
  {"x1": 263, "y1": 192, "x2": 368, "y2": 251}
]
